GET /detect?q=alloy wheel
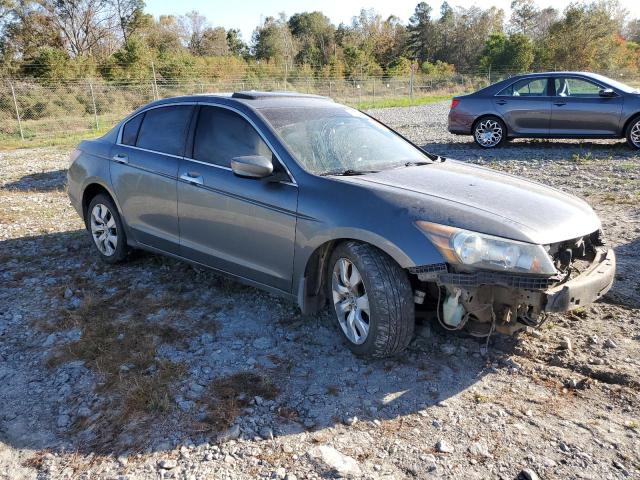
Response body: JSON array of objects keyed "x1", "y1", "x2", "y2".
[
  {"x1": 90, "y1": 203, "x2": 118, "y2": 256},
  {"x1": 331, "y1": 258, "x2": 370, "y2": 345},
  {"x1": 475, "y1": 119, "x2": 503, "y2": 147},
  {"x1": 631, "y1": 120, "x2": 640, "y2": 148}
]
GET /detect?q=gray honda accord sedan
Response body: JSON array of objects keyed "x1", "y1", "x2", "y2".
[
  {"x1": 448, "y1": 72, "x2": 640, "y2": 148},
  {"x1": 68, "y1": 91, "x2": 616, "y2": 357}
]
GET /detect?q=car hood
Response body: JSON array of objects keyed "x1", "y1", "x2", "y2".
[{"x1": 339, "y1": 160, "x2": 601, "y2": 245}]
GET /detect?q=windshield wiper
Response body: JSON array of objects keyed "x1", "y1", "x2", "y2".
[
  {"x1": 403, "y1": 161, "x2": 431, "y2": 167},
  {"x1": 319, "y1": 169, "x2": 380, "y2": 176}
]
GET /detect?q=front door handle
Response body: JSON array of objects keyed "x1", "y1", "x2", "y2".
[
  {"x1": 112, "y1": 153, "x2": 128, "y2": 164},
  {"x1": 554, "y1": 101, "x2": 567, "y2": 106},
  {"x1": 496, "y1": 100, "x2": 507, "y2": 105},
  {"x1": 180, "y1": 172, "x2": 203, "y2": 186}
]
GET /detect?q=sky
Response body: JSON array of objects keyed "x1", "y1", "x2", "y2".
[{"x1": 145, "y1": 0, "x2": 640, "y2": 43}]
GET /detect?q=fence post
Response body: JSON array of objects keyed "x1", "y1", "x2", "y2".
[
  {"x1": 88, "y1": 81, "x2": 99, "y2": 130},
  {"x1": 151, "y1": 61, "x2": 159, "y2": 100},
  {"x1": 409, "y1": 64, "x2": 415, "y2": 99},
  {"x1": 9, "y1": 81, "x2": 24, "y2": 141}
]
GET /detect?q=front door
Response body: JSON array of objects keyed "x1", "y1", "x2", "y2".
[
  {"x1": 177, "y1": 105, "x2": 298, "y2": 292},
  {"x1": 493, "y1": 77, "x2": 551, "y2": 135},
  {"x1": 110, "y1": 104, "x2": 194, "y2": 254},
  {"x1": 550, "y1": 76, "x2": 624, "y2": 136}
]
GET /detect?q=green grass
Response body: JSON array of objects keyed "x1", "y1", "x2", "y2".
[
  {"x1": 353, "y1": 94, "x2": 455, "y2": 109},
  {"x1": 0, "y1": 126, "x2": 112, "y2": 150}
]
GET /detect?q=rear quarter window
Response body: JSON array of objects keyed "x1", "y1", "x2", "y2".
[
  {"x1": 121, "y1": 113, "x2": 144, "y2": 146},
  {"x1": 135, "y1": 105, "x2": 194, "y2": 156}
]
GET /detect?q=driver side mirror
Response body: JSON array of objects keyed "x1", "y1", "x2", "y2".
[
  {"x1": 599, "y1": 88, "x2": 617, "y2": 98},
  {"x1": 231, "y1": 155, "x2": 273, "y2": 179}
]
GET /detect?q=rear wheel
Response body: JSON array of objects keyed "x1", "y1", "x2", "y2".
[
  {"x1": 626, "y1": 116, "x2": 640, "y2": 149},
  {"x1": 327, "y1": 241, "x2": 414, "y2": 358},
  {"x1": 86, "y1": 194, "x2": 129, "y2": 263},
  {"x1": 473, "y1": 116, "x2": 506, "y2": 148}
]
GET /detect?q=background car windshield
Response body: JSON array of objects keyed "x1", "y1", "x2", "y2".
[{"x1": 260, "y1": 106, "x2": 431, "y2": 175}]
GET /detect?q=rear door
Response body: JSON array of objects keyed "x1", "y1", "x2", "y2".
[
  {"x1": 177, "y1": 104, "x2": 298, "y2": 292},
  {"x1": 549, "y1": 76, "x2": 623, "y2": 135},
  {"x1": 493, "y1": 77, "x2": 551, "y2": 135},
  {"x1": 110, "y1": 104, "x2": 194, "y2": 254}
]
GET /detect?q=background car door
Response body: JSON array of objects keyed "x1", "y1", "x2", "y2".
[
  {"x1": 493, "y1": 77, "x2": 551, "y2": 135},
  {"x1": 550, "y1": 76, "x2": 624, "y2": 135},
  {"x1": 177, "y1": 105, "x2": 298, "y2": 292},
  {"x1": 110, "y1": 104, "x2": 194, "y2": 254}
]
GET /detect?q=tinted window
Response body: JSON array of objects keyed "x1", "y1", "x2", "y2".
[
  {"x1": 136, "y1": 105, "x2": 193, "y2": 156},
  {"x1": 121, "y1": 113, "x2": 143, "y2": 145},
  {"x1": 193, "y1": 106, "x2": 272, "y2": 167},
  {"x1": 555, "y1": 77, "x2": 602, "y2": 97},
  {"x1": 498, "y1": 78, "x2": 548, "y2": 97}
]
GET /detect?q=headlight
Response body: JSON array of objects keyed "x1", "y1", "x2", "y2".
[{"x1": 416, "y1": 221, "x2": 556, "y2": 275}]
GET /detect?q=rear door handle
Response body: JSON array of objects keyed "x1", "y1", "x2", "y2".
[
  {"x1": 496, "y1": 100, "x2": 507, "y2": 105},
  {"x1": 180, "y1": 172, "x2": 203, "y2": 186},
  {"x1": 554, "y1": 101, "x2": 567, "y2": 106},
  {"x1": 112, "y1": 153, "x2": 128, "y2": 164}
]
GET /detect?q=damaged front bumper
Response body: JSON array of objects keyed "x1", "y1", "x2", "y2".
[{"x1": 411, "y1": 248, "x2": 616, "y2": 335}]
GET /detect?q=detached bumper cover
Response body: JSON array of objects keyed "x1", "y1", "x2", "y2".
[{"x1": 544, "y1": 249, "x2": 616, "y2": 312}]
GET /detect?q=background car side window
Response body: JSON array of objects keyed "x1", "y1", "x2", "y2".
[
  {"x1": 135, "y1": 105, "x2": 194, "y2": 156},
  {"x1": 554, "y1": 78, "x2": 602, "y2": 97},
  {"x1": 498, "y1": 78, "x2": 547, "y2": 97},
  {"x1": 121, "y1": 113, "x2": 144, "y2": 146},
  {"x1": 193, "y1": 106, "x2": 273, "y2": 168}
]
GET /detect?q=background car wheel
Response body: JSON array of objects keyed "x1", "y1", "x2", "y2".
[
  {"x1": 473, "y1": 116, "x2": 506, "y2": 148},
  {"x1": 327, "y1": 241, "x2": 414, "y2": 358},
  {"x1": 86, "y1": 194, "x2": 129, "y2": 263},
  {"x1": 626, "y1": 117, "x2": 640, "y2": 149}
]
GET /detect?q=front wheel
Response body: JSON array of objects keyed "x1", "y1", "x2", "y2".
[
  {"x1": 473, "y1": 116, "x2": 507, "y2": 148},
  {"x1": 626, "y1": 116, "x2": 640, "y2": 149},
  {"x1": 327, "y1": 242, "x2": 415, "y2": 358}
]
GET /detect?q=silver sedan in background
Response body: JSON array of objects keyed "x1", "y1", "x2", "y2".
[{"x1": 448, "y1": 71, "x2": 640, "y2": 148}]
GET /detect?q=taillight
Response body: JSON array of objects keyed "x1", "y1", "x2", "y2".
[{"x1": 450, "y1": 98, "x2": 460, "y2": 109}]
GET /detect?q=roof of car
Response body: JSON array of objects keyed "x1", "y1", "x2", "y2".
[{"x1": 147, "y1": 91, "x2": 335, "y2": 111}]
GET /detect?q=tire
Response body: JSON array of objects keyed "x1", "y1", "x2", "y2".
[
  {"x1": 473, "y1": 116, "x2": 507, "y2": 148},
  {"x1": 86, "y1": 193, "x2": 129, "y2": 263},
  {"x1": 327, "y1": 241, "x2": 415, "y2": 358},
  {"x1": 626, "y1": 116, "x2": 640, "y2": 149}
]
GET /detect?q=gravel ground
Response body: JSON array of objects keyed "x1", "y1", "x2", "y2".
[{"x1": 1, "y1": 101, "x2": 639, "y2": 480}]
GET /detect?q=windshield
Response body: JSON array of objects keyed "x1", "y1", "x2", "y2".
[{"x1": 260, "y1": 106, "x2": 432, "y2": 175}]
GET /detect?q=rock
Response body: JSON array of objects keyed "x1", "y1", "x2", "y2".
[
  {"x1": 308, "y1": 445, "x2": 362, "y2": 477},
  {"x1": 603, "y1": 338, "x2": 617, "y2": 349},
  {"x1": 343, "y1": 415, "x2": 358, "y2": 426},
  {"x1": 260, "y1": 427, "x2": 274, "y2": 440},
  {"x1": 253, "y1": 337, "x2": 272, "y2": 350},
  {"x1": 217, "y1": 424, "x2": 241, "y2": 443},
  {"x1": 63, "y1": 288, "x2": 73, "y2": 299},
  {"x1": 435, "y1": 439, "x2": 454, "y2": 453},
  {"x1": 56, "y1": 414, "x2": 70, "y2": 428},
  {"x1": 285, "y1": 475, "x2": 297, "y2": 480},
  {"x1": 543, "y1": 457, "x2": 557, "y2": 467},
  {"x1": 273, "y1": 467, "x2": 286, "y2": 479},
  {"x1": 440, "y1": 344, "x2": 456, "y2": 355},
  {"x1": 468, "y1": 441, "x2": 491, "y2": 457},
  {"x1": 158, "y1": 459, "x2": 177, "y2": 470},
  {"x1": 69, "y1": 296, "x2": 82, "y2": 310},
  {"x1": 559, "y1": 337, "x2": 572, "y2": 350},
  {"x1": 520, "y1": 468, "x2": 540, "y2": 480}
]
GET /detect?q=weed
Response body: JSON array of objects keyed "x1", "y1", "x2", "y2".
[{"x1": 200, "y1": 372, "x2": 278, "y2": 432}]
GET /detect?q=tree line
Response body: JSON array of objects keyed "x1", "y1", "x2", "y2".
[{"x1": 0, "y1": 0, "x2": 638, "y2": 83}]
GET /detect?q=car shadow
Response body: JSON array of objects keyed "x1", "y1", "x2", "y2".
[
  {"x1": 1, "y1": 169, "x2": 67, "y2": 192},
  {"x1": 0, "y1": 229, "x2": 503, "y2": 457},
  {"x1": 419, "y1": 139, "x2": 635, "y2": 162}
]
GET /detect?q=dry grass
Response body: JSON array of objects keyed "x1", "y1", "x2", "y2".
[{"x1": 198, "y1": 372, "x2": 278, "y2": 432}]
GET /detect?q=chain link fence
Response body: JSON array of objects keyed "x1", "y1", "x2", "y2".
[{"x1": 1, "y1": 71, "x2": 639, "y2": 145}]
